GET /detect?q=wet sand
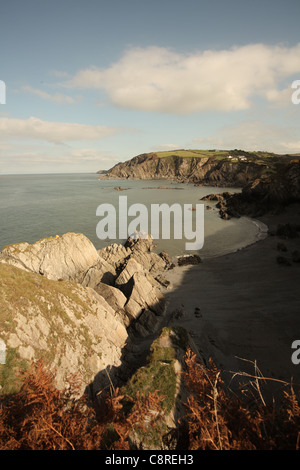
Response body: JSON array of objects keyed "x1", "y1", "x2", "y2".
[{"x1": 163, "y1": 204, "x2": 300, "y2": 394}]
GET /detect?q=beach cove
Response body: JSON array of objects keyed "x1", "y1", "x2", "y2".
[
  {"x1": 1, "y1": 179, "x2": 300, "y2": 449},
  {"x1": 0, "y1": 173, "x2": 261, "y2": 258},
  {"x1": 1, "y1": 173, "x2": 299, "y2": 401},
  {"x1": 163, "y1": 203, "x2": 300, "y2": 393}
]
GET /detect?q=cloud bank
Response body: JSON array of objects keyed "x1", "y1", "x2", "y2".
[
  {"x1": 22, "y1": 86, "x2": 78, "y2": 104},
  {"x1": 0, "y1": 116, "x2": 118, "y2": 144},
  {"x1": 194, "y1": 120, "x2": 300, "y2": 154},
  {"x1": 64, "y1": 43, "x2": 300, "y2": 113}
]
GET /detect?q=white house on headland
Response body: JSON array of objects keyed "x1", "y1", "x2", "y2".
[{"x1": 228, "y1": 155, "x2": 247, "y2": 161}]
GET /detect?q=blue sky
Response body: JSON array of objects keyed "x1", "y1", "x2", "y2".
[{"x1": 1, "y1": 0, "x2": 300, "y2": 174}]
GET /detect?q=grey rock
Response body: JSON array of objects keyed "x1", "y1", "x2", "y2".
[
  {"x1": 94, "y1": 281, "x2": 127, "y2": 310},
  {"x1": 115, "y1": 257, "x2": 144, "y2": 288},
  {"x1": 0, "y1": 232, "x2": 100, "y2": 281},
  {"x1": 97, "y1": 243, "x2": 131, "y2": 269},
  {"x1": 125, "y1": 271, "x2": 166, "y2": 321},
  {"x1": 80, "y1": 257, "x2": 116, "y2": 287}
]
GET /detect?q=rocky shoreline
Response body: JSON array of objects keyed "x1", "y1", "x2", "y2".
[
  {"x1": 1, "y1": 155, "x2": 299, "y2": 395},
  {"x1": 200, "y1": 159, "x2": 300, "y2": 220},
  {"x1": 0, "y1": 232, "x2": 194, "y2": 394},
  {"x1": 1, "y1": 152, "x2": 300, "y2": 448},
  {"x1": 162, "y1": 203, "x2": 300, "y2": 394},
  {"x1": 1, "y1": 203, "x2": 300, "y2": 448},
  {"x1": 0, "y1": 229, "x2": 206, "y2": 448}
]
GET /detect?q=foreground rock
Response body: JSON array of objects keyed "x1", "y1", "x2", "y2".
[
  {"x1": 0, "y1": 233, "x2": 100, "y2": 281},
  {"x1": 122, "y1": 326, "x2": 199, "y2": 450},
  {"x1": 0, "y1": 232, "x2": 174, "y2": 398},
  {"x1": 0, "y1": 263, "x2": 128, "y2": 396},
  {"x1": 124, "y1": 271, "x2": 166, "y2": 321}
]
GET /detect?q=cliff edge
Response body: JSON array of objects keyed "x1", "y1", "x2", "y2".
[{"x1": 99, "y1": 149, "x2": 298, "y2": 188}]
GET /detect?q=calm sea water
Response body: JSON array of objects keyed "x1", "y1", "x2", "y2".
[{"x1": 0, "y1": 173, "x2": 261, "y2": 258}]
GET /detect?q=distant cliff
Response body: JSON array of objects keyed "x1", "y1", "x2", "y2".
[
  {"x1": 100, "y1": 149, "x2": 298, "y2": 188},
  {"x1": 203, "y1": 159, "x2": 300, "y2": 218}
]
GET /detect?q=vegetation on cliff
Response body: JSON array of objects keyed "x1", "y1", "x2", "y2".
[
  {"x1": 0, "y1": 262, "x2": 128, "y2": 396},
  {"x1": 1, "y1": 347, "x2": 299, "y2": 450},
  {"x1": 100, "y1": 149, "x2": 299, "y2": 188},
  {"x1": 209, "y1": 159, "x2": 300, "y2": 218}
]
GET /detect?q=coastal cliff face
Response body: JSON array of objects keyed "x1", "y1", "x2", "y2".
[
  {"x1": 209, "y1": 159, "x2": 300, "y2": 218},
  {"x1": 101, "y1": 150, "x2": 300, "y2": 219},
  {"x1": 1, "y1": 232, "x2": 202, "y2": 448},
  {"x1": 100, "y1": 150, "x2": 294, "y2": 187}
]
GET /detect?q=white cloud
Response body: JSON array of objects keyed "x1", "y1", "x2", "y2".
[
  {"x1": 194, "y1": 120, "x2": 300, "y2": 154},
  {"x1": 49, "y1": 70, "x2": 71, "y2": 79},
  {"x1": 151, "y1": 143, "x2": 180, "y2": 151},
  {"x1": 63, "y1": 43, "x2": 300, "y2": 114},
  {"x1": 22, "y1": 85, "x2": 79, "y2": 104},
  {"x1": 0, "y1": 141, "x2": 120, "y2": 174},
  {"x1": 69, "y1": 147, "x2": 118, "y2": 162},
  {"x1": 0, "y1": 116, "x2": 119, "y2": 144}
]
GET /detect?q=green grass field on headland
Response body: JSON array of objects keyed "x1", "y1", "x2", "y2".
[
  {"x1": 154, "y1": 148, "x2": 299, "y2": 161},
  {"x1": 156, "y1": 149, "x2": 229, "y2": 158}
]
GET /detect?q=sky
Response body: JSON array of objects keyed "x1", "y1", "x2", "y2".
[{"x1": 1, "y1": 0, "x2": 300, "y2": 174}]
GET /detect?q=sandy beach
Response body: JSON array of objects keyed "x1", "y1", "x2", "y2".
[{"x1": 163, "y1": 204, "x2": 300, "y2": 396}]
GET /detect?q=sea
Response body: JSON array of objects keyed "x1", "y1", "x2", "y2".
[{"x1": 0, "y1": 173, "x2": 266, "y2": 259}]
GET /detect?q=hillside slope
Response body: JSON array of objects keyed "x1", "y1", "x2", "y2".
[
  {"x1": 208, "y1": 159, "x2": 300, "y2": 218},
  {"x1": 0, "y1": 262, "x2": 128, "y2": 395},
  {"x1": 100, "y1": 149, "x2": 297, "y2": 187}
]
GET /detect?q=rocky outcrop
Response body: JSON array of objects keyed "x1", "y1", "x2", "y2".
[
  {"x1": 100, "y1": 152, "x2": 273, "y2": 187},
  {"x1": 123, "y1": 326, "x2": 198, "y2": 450},
  {"x1": 124, "y1": 271, "x2": 166, "y2": 321},
  {"x1": 111, "y1": 236, "x2": 168, "y2": 324},
  {"x1": 0, "y1": 233, "x2": 100, "y2": 281},
  {"x1": 206, "y1": 160, "x2": 300, "y2": 219},
  {"x1": 0, "y1": 262, "x2": 128, "y2": 396},
  {"x1": 0, "y1": 231, "x2": 174, "y2": 398},
  {"x1": 177, "y1": 254, "x2": 202, "y2": 266}
]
